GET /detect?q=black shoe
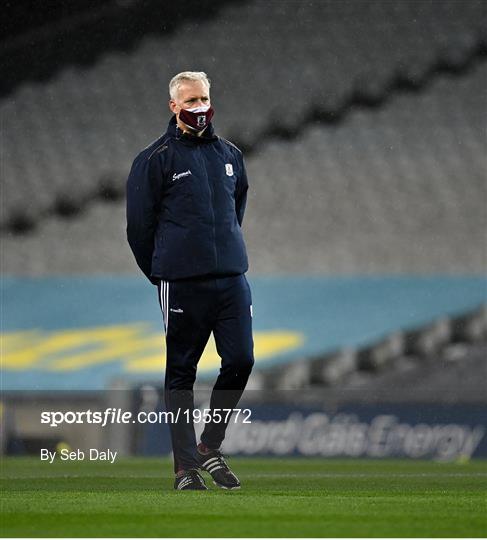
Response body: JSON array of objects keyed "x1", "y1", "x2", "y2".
[
  {"x1": 174, "y1": 469, "x2": 208, "y2": 490},
  {"x1": 198, "y1": 449, "x2": 241, "y2": 490}
]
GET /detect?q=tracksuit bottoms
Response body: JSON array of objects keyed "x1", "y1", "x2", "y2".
[{"x1": 156, "y1": 273, "x2": 254, "y2": 473}]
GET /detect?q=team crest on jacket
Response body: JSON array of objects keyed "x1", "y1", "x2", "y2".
[{"x1": 225, "y1": 163, "x2": 234, "y2": 176}]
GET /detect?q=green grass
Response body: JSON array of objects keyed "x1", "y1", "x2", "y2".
[{"x1": 1, "y1": 457, "x2": 486, "y2": 537}]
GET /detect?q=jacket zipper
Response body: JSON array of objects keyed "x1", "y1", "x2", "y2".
[{"x1": 201, "y1": 147, "x2": 218, "y2": 270}]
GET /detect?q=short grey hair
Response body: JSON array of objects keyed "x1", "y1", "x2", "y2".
[{"x1": 169, "y1": 71, "x2": 211, "y2": 101}]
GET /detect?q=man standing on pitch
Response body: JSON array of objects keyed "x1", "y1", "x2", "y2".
[{"x1": 126, "y1": 71, "x2": 254, "y2": 490}]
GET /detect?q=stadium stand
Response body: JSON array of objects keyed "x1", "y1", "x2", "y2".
[
  {"x1": 280, "y1": 343, "x2": 487, "y2": 405},
  {"x1": 2, "y1": 0, "x2": 112, "y2": 41},
  {"x1": 1, "y1": 0, "x2": 239, "y2": 96},
  {"x1": 318, "y1": 342, "x2": 487, "y2": 405},
  {"x1": 261, "y1": 304, "x2": 487, "y2": 400},
  {"x1": 1, "y1": 0, "x2": 486, "y2": 234},
  {"x1": 3, "y1": 60, "x2": 485, "y2": 275}
]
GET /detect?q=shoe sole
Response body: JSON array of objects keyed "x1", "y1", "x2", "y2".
[
  {"x1": 199, "y1": 465, "x2": 241, "y2": 490},
  {"x1": 175, "y1": 487, "x2": 208, "y2": 491},
  {"x1": 212, "y1": 480, "x2": 241, "y2": 490}
]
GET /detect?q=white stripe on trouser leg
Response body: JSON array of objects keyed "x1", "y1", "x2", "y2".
[
  {"x1": 165, "y1": 281, "x2": 169, "y2": 334},
  {"x1": 160, "y1": 281, "x2": 167, "y2": 335},
  {"x1": 162, "y1": 281, "x2": 166, "y2": 333},
  {"x1": 160, "y1": 279, "x2": 166, "y2": 333}
]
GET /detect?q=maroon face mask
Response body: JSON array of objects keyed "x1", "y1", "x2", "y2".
[{"x1": 179, "y1": 105, "x2": 214, "y2": 132}]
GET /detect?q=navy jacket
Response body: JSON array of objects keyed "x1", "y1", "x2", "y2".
[{"x1": 126, "y1": 116, "x2": 249, "y2": 283}]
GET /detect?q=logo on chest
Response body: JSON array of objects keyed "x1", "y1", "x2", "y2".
[
  {"x1": 225, "y1": 163, "x2": 234, "y2": 176},
  {"x1": 172, "y1": 170, "x2": 191, "y2": 182}
]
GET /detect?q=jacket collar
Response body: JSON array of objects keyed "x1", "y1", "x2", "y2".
[{"x1": 167, "y1": 114, "x2": 218, "y2": 144}]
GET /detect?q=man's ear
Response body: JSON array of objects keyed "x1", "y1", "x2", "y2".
[{"x1": 169, "y1": 100, "x2": 178, "y2": 114}]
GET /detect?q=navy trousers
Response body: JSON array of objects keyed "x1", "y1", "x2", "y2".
[{"x1": 156, "y1": 273, "x2": 254, "y2": 472}]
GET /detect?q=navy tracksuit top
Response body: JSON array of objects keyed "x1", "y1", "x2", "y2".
[{"x1": 126, "y1": 116, "x2": 249, "y2": 282}]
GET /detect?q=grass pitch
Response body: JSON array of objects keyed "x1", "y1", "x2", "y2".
[{"x1": 1, "y1": 457, "x2": 486, "y2": 537}]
